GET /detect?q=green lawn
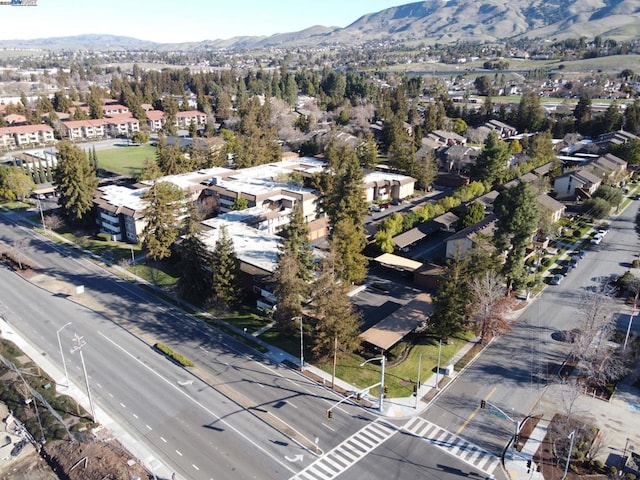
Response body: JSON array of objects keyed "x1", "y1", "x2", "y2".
[
  {"x1": 95, "y1": 144, "x2": 156, "y2": 177},
  {"x1": 129, "y1": 263, "x2": 179, "y2": 287}
]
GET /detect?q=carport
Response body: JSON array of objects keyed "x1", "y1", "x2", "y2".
[{"x1": 360, "y1": 292, "x2": 434, "y2": 351}]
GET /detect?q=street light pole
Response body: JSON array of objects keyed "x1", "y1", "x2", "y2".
[
  {"x1": 624, "y1": 291, "x2": 638, "y2": 351},
  {"x1": 360, "y1": 355, "x2": 386, "y2": 414},
  {"x1": 562, "y1": 430, "x2": 576, "y2": 480},
  {"x1": 436, "y1": 339, "x2": 442, "y2": 390},
  {"x1": 70, "y1": 334, "x2": 96, "y2": 422},
  {"x1": 56, "y1": 322, "x2": 71, "y2": 388},
  {"x1": 295, "y1": 316, "x2": 304, "y2": 372}
]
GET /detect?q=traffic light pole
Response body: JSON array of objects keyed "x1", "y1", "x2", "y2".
[{"x1": 479, "y1": 399, "x2": 519, "y2": 453}]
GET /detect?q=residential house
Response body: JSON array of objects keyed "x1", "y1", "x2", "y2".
[
  {"x1": 3, "y1": 114, "x2": 27, "y2": 125},
  {"x1": 101, "y1": 104, "x2": 130, "y2": 116},
  {"x1": 482, "y1": 120, "x2": 518, "y2": 138},
  {"x1": 442, "y1": 145, "x2": 479, "y2": 173},
  {"x1": 427, "y1": 130, "x2": 466, "y2": 147},
  {"x1": 590, "y1": 153, "x2": 628, "y2": 183},
  {"x1": 363, "y1": 170, "x2": 416, "y2": 203},
  {"x1": 553, "y1": 169, "x2": 602, "y2": 199},
  {"x1": 445, "y1": 215, "x2": 496, "y2": 259},
  {"x1": 537, "y1": 193, "x2": 566, "y2": 223}
]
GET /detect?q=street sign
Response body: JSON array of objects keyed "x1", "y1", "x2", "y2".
[{"x1": 488, "y1": 408, "x2": 508, "y2": 420}]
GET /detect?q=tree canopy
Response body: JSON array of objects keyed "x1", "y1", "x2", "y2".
[{"x1": 53, "y1": 141, "x2": 98, "y2": 224}]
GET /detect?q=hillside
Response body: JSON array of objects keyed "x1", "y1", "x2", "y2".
[{"x1": 0, "y1": 0, "x2": 638, "y2": 51}]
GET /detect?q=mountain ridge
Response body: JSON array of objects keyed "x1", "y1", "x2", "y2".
[{"x1": 1, "y1": 0, "x2": 638, "y2": 51}]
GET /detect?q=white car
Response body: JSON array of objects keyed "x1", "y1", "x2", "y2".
[{"x1": 591, "y1": 234, "x2": 603, "y2": 245}]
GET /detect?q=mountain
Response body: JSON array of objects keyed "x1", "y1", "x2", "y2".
[
  {"x1": 0, "y1": 33, "x2": 158, "y2": 51},
  {"x1": 1, "y1": 1, "x2": 638, "y2": 52},
  {"x1": 330, "y1": 0, "x2": 640, "y2": 45}
]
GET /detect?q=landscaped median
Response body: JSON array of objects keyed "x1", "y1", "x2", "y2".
[{"x1": 153, "y1": 342, "x2": 194, "y2": 367}]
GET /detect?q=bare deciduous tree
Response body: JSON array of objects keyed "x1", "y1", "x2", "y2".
[
  {"x1": 44, "y1": 213, "x2": 63, "y2": 230},
  {"x1": 572, "y1": 281, "x2": 631, "y2": 389},
  {"x1": 467, "y1": 270, "x2": 515, "y2": 344}
]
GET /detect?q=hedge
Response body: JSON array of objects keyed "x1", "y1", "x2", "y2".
[{"x1": 154, "y1": 342, "x2": 195, "y2": 367}]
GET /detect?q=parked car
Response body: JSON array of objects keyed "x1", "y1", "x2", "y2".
[
  {"x1": 549, "y1": 274, "x2": 564, "y2": 285},
  {"x1": 573, "y1": 250, "x2": 585, "y2": 260},
  {"x1": 550, "y1": 274, "x2": 563, "y2": 285},
  {"x1": 591, "y1": 234, "x2": 603, "y2": 245}
]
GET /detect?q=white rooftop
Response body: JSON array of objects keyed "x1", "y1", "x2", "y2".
[
  {"x1": 200, "y1": 217, "x2": 282, "y2": 274},
  {"x1": 98, "y1": 184, "x2": 148, "y2": 211},
  {"x1": 140, "y1": 167, "x2": 233, "y2": 190}
]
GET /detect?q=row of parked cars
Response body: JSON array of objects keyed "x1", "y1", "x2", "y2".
[{"x1": 549, "y1": 250, "x2": 586, "y2": 285}]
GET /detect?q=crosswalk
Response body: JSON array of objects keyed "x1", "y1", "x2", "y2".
[
  {"x1": 402, "y1": 416, "x2": 500, "y2": 477},
  {"x1": 289, "y1": 419, "x2": 396, "y2": 480}
]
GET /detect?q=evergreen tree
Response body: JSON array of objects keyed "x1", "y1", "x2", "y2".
[
  {"x1": 281, "y1": 201, "x2": 315, "y2": 282},
  {"x1": 210, "y1": 225, "x2": 241, "y2": 307},
  {"x1": 471, "y1": 130, "x2": 510, "y2": 187},
  {"x1": 574, "y1": 94, "x2": 592, "y2": 134},
  {"x1": 310, "y1": 250, "x2": 361, "y2": 361},
  {"x1": 493, "y1": 182, "x2": 540, "y2": 292},
  {"x1": 432, "y1": 254, "x2": 472, "y2": 339},
  {"x1": 176, "y1": 204, "x2": 213, "y2": 304},
  {"x1": 53, "y1": 141, "x2": 98, "y2": 224},
  {"x1": 458, "y1": 202, "x2": 486, "y2": 230},
  {"x1": 514, "y1": 89, "x2": 545, "y2": 132},
  {"x1": 141, "y1": 181, "x2": 184, "y2": 260}
]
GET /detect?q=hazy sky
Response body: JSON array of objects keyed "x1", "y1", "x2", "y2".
[{"x1": 0, "y1": 0, "x2": 408, "y2": 43}]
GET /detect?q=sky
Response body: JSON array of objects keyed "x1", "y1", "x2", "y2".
[{"x1": 0, "y1": 0, "x2": 409, "y2": 43}]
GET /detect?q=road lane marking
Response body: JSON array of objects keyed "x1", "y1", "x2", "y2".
[
  {"x1": 95, "y1": 382, "x2": 102, "y2": 388},
  {"x1": 120, "y1": 403, "x2": 126, "y2": 408},
  {"x1": 133, "y1": 413, "x2": 138, "y2": 419},
  {"x1": 146, "y1": 425, "x2": 152, "y2": 430},
  {"x1": 192, "y1": 464, "x2": 199, "y2": 471},
  {"x1": 176, "y1": 450, "x2": 182, "y2": 456},
  {"x1": 456, "y1": 386, "x2": 496, "y2": 435},
  {"x1": 97, "y1": 331, "x2": 298, "y2": 474},
  {"x1": 286, "y1": 401, "x2": 298, "y2": 409},
  {"x1": 322, "y1": 423, "x2": 335, "y2": 432},
  {"x1": 160, "y1": 437, "x2": 166, "y2": 443}
]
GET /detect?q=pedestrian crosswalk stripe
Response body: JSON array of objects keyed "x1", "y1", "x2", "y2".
[
  {"x1": 402, "y1": 417, "x2": 499, "y2": 478},
  {"x1": 289, "y1": 419, "x2": 397, "y2": 480}
]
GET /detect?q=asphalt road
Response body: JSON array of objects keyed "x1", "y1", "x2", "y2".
[
  {"x1": 0, "y1": 211, "x2": 386, "y2": 478},
  {"x1": 424, "y1": 199, "x2": 640, "y2": 457}
]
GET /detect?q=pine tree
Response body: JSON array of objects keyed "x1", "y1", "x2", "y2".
[
  {"x1": 210, "y1": 225, "x2": 241, "y2": 307},
  {"x1": 471, "y1": 130, "x2": 510, "y2": 187},
  {"x1": 272, "y1": 202, "x2": 316, "y2": 333},
  {"x1": 141, "y1": 181, "x2": 184, "y2": 260},
  {"x1": 432, "y1": 255, "x2": 472, "y2": 339},
  {"x1": 53, "y1": 141, "x2": 98, "y2": 224},
  {"x1": 176, "y1": 204, "x2": 213, "y2": 304},
  {"x1": 493, "y1": 182, "x2": 540, "y2": 293},
  {"x1": 310, "y1": 250, "x2": 361, "y2": 361}
]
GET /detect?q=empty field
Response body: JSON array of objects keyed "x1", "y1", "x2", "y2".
[{"x1": 95, "y1": 144, "x2": 156, "y2": 177}]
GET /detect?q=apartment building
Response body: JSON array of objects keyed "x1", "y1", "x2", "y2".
[{"x1": 0, "y1": 124, "x2": 56, "y2": 150}]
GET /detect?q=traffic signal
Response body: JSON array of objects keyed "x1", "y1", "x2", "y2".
[
  {"x1": 526, "y1": 459, "x2": 532, "y2": 471},
  {"x1": 327, "y1": 410, "x2": 332, "y2": 419},
  {"x1": 383, "y1": 386, "x2": 388, "y2": 397},
  {"x1": 480, "y1": 399, "x2": 486, "y2": 409},
  {"x1": 514, "y1": 434, "x2": 519, "y2": 446},
  {"x1": 413, "y1": 384, "x2": 417, "y2": 394}
]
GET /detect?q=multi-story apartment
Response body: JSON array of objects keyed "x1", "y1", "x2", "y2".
[{"x1": 0, "y1": 124, "x2": 56, "y2": 150}]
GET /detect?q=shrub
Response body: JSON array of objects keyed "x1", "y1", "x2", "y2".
[
  {"x1": 96, "y1": 232, "x2": 111, "y2": 242},
  {"x1": 609, "y1": 465, "x2": 618, "y2": 476},
  {"x1": 154, "y1": 342, "x2": 194, "y2": 367},
  {"x1": 593, "y1": 459, "x2": 605, "y2": 471},
  {"x1": 625, "y1": 473, "x2": 637, "y2": 480},
  {"x1": 573, "y1": 228, "x2": 582, "y2": 238}
]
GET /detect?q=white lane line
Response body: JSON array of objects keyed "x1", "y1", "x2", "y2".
[
  {"x1": 160, "y1": 437, "x2": 167, "y2": 443},
  {"x1": 95, "y1": 382, "x2": 102, "y2": 388},
  {"x1": 97, "y1": 331, "x2": 297, "y2": 474},
  {"x1": 257, "y1": 383, "x2": 265, "y2": 388},
  {"x1": 192, "y1": 464, "x2": 200, "y2": 471},
  {"x1": 108, "y1": 392, "x2": 113, "y2": 398},
  {"x1": 322, "y1": 423, "x2": 336, "y2": 432},
  {"x1": 146, "y1": 425, "x2": 152, "y2": 431},
  {"x1": 286, "y1": 401, "x2": 298, "y2": 409},
  {"x1": 133, "y1": 413, "x2": 139, "y2": 419},
  {"x1": 120, "y1": 403, "x2": 126, "y2": 408},
  {"x1": 176, "y1": 450, "x2": 183, "y2": 456}
]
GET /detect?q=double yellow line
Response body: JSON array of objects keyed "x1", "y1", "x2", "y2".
[{"x1": 456, "y1": 386, "x2": 496, "y2": 435}]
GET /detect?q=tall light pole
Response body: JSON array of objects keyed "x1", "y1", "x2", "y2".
[
  {"x1": 294, "y1": 316, "x2": 304, "y2": 372},
  {"x1": 562, "y1": 430, "x2": 576, "y2": 480},
  {"x1": 360, "y1": 355, "x2": 386, "y2": 413},
  {"x1": 624, "y1": 291, "x2": 638, "y2": 351},
  {"x1": 37, "y1": 199, "x2": 46, "y2": 232},
  {"x1": 70, "y1": 333, "x2": 96, "y2": 422},
  {"x1": 56, "y1": 322, "x2": 71, "y2": 388}
]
